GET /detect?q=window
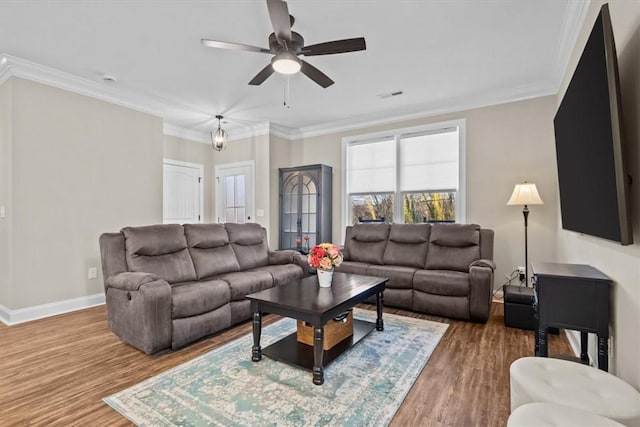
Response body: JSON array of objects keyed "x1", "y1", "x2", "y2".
[{"x1": 344, "y1": 120, "x2": 465, "y2": 228}]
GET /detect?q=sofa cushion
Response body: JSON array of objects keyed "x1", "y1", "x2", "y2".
[
  {"x1": 184, "y1": 223, "x2": 230, "y2": 248},
  {"x1": 249, "y1": 264, "x2": 303, "y2": 286},
  {"x1": 184, "y1": 224, "x2": 241, "y2": 279},
  {"x1": 226, "y1": 223, "x2": 269, "y2": 270},
  {"x1": 367, "y1": 265, "x2": 416, "y2": 289},
  {"x1": 334, "y1": 261, "x2": 371, "y2": 276},
  {"x1": 217, "y1": 270, "x2": 273, "y2": 301},
  {"x1": 413, "y1": 269, "x2": 470, "y2": 297},
  {"x1": 352, "y1": 223, "x2": 391, "y2": 242},
  {"x1": 425, "y1": 224, "x2": 481, "y2": 272},
  {"x1": 413, "y1": 291, "x2": 470, "y2": 320},
  {"x1": 346, "y1": 223, "x2": 390, "y2": 264},
  {"x1": 123, "y1": 224, "x2": 188, "y2": 256},
  {"x1": 382, "y1": 224, "x2": 431, "y2": 268},
  {"x1": 171, "y1": 279, "x2": 230, "y2": 319},
  {"x1": 122, "y1": 224, "x2": 196, "y2": 284}
]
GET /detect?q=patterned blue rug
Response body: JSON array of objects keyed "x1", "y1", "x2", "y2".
[{"x1": 104, "y1": 309, "x2": 448, "y2": 426}]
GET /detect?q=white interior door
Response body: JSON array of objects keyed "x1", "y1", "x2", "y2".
[
  {"x1": 215, "y1": 161, "x2": 254, "y2": 224},
  {"x1": 163, "y1": 159, "x2": 203, "y2": 224}
]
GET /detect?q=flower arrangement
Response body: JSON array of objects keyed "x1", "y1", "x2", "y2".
[{"x1": 308, "y1": 243, "x2": 343, "y2": 271}]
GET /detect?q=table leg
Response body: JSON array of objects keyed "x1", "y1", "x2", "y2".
[
  {"x1": 580, "y1": 332, "x2": 589, "y2": 363},
  {"x1": 376, "y1": 291, "x2": 384, "y2": 331},
  {"x1": 598, "y1": 336, "x2": 608, "y2": 372},
  {"x1": 312, "y1": 326, "x2": 324, "y2": 385},
  {"x1": 251, "y1": 311, "x2": 262, "y2": 362},
  {"x1": 538, "y1": 325, "x2": 548, "y2": 357}
]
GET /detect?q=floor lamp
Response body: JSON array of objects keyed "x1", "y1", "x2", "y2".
[{"x1": 507, "y1": 182, "x2": 543, "y2": 287}]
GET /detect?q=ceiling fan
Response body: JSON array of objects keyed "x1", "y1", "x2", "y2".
[{"x1": 201, "y1": 0, "x2": 366, "y2": 88}]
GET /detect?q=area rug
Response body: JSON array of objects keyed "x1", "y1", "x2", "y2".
[{"x1": 104, "y1": 309, "x2": 448, "y2": 426}]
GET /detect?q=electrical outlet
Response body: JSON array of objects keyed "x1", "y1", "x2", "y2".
[
  {"x1": 518, "y1": 266, "x2": 525, "y2": 282},
  {"x1": 88, "y1": 267, "x2": 98, "y2": 279}
]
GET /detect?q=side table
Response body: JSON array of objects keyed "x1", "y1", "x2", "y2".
[{"x1": 532, "y1": 262, "x2": 612, "y2": 371}]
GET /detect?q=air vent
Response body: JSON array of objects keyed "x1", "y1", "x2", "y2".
[{"x1": 377, "y1": 90, "x2": 404, "y2": 99}]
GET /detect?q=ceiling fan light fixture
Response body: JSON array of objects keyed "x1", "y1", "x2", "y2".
[
  {"x1": 211, "y1": 115, "x2": 228, "y2": 151},
  {"x1": 271, "y1": 51, "x2": 301, "y2": 75}
]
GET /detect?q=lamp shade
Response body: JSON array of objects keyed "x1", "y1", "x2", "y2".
[{"x1": 507, "y1": 182, "x2": 543, "y2": 206}]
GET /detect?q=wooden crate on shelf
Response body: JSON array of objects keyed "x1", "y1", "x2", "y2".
[{"x1": 296, "y1": 311, "x2": 353, "y2": 350}]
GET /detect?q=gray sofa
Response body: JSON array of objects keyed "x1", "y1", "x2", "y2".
[
  {"x1": 335, "y1": 223, "x2": 495, "y2": 322},
  {"x1": 99, "y1": 222, "x2": 308, "y2": 354}
]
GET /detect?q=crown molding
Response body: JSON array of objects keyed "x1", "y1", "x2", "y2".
[
  {"x1": 550, "y1": 0, "x2": 591, "y2": 92},
  {"x1": 163, "y1": 121, "x2": 300, "y2": 145},
  {"x1": 163, "y1": 122, "x2": 210, "y2": 144},
  {"x1": 298, "y1": 80, "x2": 558, "y2": 139},
  {"x1": 0, "y1": 54, "x2": 167, "y2": 118}
]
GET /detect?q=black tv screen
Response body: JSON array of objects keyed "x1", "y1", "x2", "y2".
[{"x1": 553, "y1": 4, "x2": 632, "y2": 245}]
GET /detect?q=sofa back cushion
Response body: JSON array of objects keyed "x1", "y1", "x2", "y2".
[
  {"x1": 425, "y1": 224, "x2": 480, "y2": 272},
  {"x1": 382, "y1": 224, "x2": 431, "y2": 268},
  {"x1": 226, "y1": 223, "x2": 269, "y2": 270},
  {"x1": 122, "y1": 224, "x2": 197, "y2": 283},
  {"x1": 184, "y1": 224, "x2": 241, "y2": 279},
  {"x1": 344, "y1": 223, "x2": 390, "y2": 265}
]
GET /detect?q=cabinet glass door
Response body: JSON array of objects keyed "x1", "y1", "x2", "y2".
[
  {"x1": 300, "y1": 174, "x2": 318, "y2": 248},
  {"x1": 282, "y1": 173, "x2": 299, "y2": 250}
]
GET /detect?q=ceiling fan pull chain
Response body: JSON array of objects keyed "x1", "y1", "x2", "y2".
[{"x1": 284, "y1": 75, "x2": 291, "y2": 109}]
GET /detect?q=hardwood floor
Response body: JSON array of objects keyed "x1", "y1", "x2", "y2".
[{"x1": 0, "y1": 302, "x2": 572, "y2": 426}]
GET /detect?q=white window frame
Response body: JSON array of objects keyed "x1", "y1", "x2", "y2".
[{"x1": 341, "y1": 118, "x2": 466, "y2": 241}]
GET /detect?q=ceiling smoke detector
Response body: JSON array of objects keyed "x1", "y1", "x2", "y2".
[{"x1": 102, "y1": 74, "x2": 117, "y2": 83}]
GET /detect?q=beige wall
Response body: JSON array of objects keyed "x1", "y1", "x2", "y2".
[
  {"x1": 0, "y1": 79, "x2": 14, "y2": 307},
  {"x1": 298, "y1": 96, "x2": 559, "y2": 288},
  {"x1": 163, "y1": 135, "x2": 214, "y2": 222},
  {"x1": 555, "y1": 0, "x2": 640, "y2": 388},
  {"x1": 0, "y1": 77, "x2": 163, "y2": 310}
]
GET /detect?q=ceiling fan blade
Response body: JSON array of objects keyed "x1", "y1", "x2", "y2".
[
  {"x1": 201, "y1": 39, "x2": 271, "y2": 54},
  {"x1": 249, "y1": 64, "x2": 275, "y2": 86},
  {"x1": 302, "y1": 37, "x2": 367, "y2": 56},
  {"x1": 266, "y1": 0, "x2": 292, "y2": 43},
  {"x1": 300, "y1": 60, "x2": 334, "y2": 88}
]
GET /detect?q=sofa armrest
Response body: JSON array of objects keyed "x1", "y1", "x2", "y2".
[
  {"x1": 268, "y1": 250, "x2": 295, "y2": 265},
  {"x1": 469, "y1": 264, "x2": 494, "y2": 323},
  {"x1": 106, "y1": 272, "x2": 159, "y2": 292},
  {"x1": 105, "y1": 274, "x2": 172, "y2": 354},
  {"x1": 269, "y1": 250, "x2": 310, "y2": 277},
  {"x1": 470, "y1": 259, "x2": 496, "y2": 270}
]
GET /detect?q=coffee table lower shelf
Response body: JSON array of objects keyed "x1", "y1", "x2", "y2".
[{"x1": 262, "y1": 319, "x2": 376, "y2": 371}]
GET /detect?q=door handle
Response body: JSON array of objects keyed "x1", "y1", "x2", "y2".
[{"x1": 247, "y1": 216, "x2": 251, "y2": 221}]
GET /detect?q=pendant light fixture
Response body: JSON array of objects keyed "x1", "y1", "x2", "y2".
[{"x1": 211, "y1": 115, "x2": 228, "y2": 151}]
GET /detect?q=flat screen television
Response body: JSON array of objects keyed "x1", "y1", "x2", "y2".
[{"x1": 553, "y1": 3, "x2": 633, "y2": 245}]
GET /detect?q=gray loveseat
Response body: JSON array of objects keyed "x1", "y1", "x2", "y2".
[
  {"x1": 335, "y1": 223, "x2": 495, "y2": 322},
  {"x1": 99, "y1": 222, "x2": 308, "y2": 354}
]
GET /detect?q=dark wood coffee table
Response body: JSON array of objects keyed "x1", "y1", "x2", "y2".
[{"x1": 246, "y1": 272, "x2": 387, "y2": 385}]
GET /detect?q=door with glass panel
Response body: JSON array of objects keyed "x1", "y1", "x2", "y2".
[
  {"x1": 279, "y1": 164, "x2": 332, "y2": 251},
  {"x1": 215, "y1": 162, "x2": 254, "y2": 224}
]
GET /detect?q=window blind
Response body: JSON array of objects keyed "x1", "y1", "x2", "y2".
[
  {"x1": 399, "y1": 130, "x2": 458, "y2": 192},
  {"x1": 347, "y1": 139, "x2": 395, "y2": 193}
]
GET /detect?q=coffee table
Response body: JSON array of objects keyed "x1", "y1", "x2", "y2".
[{"x1": 246, "y1": 272, "x2": 387, "y2": 385}]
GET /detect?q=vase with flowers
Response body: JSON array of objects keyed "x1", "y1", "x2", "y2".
[{"x1": 308, "y1": 243, "x2": 343, "y2": 287}]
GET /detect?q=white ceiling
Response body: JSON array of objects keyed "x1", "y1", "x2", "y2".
[{"x1": 0, "y1": 0, "x2": 586, "y2": 139}]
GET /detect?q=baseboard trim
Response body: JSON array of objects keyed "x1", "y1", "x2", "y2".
[{"x1": 0, "y1": 293, "x2": 105, "y2": 326}]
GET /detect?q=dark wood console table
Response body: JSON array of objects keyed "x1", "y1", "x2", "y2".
[{"x1": 532, "y1": 262, "x2": 611, "y2": 371}]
